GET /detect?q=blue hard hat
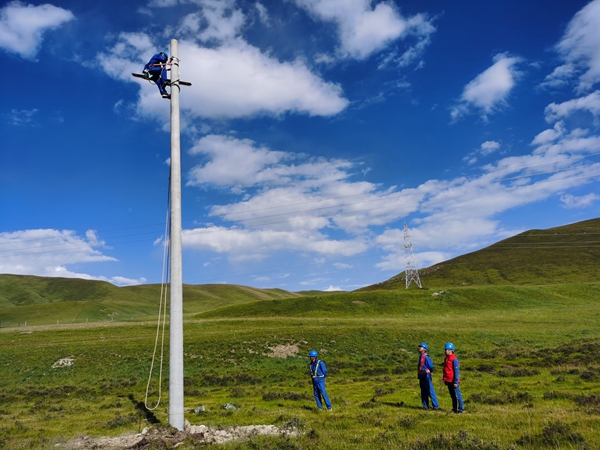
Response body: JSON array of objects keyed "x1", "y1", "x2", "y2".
[
  {"x1": 309, "y1": 350, "x2": 318, "y2": 357},
  {"x1": 444, "y1": 342, "x2": 455, "y2": 351},
  {"x1": 159, "y1": 52, "x2": 168, "y2": 60},
  {"x1": 418, "y1": 342, "x2": 428, "y2": 350}
]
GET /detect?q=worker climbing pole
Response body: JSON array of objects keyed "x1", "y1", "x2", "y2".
[{"x1": 133, "y1": 39, "x2": 191, "y2": 431}]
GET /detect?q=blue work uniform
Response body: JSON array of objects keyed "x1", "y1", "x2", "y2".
[
  {"x1": 310, "y1": 359, "x2": 332, "y2": 410},
  {"x1": 417, "y1": 352, "x2": 439, "y2": 410},
  {"x1": 143, "y1": 53, "x2": 169, "y2": 96}
]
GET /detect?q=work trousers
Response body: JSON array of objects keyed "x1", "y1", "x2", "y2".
[
  {"x1": 312, "y1": 378, "x2": 331, "y2": 409},
  {"x1": 147, "y1": 68, "x2": 168, "y2": 95},
  {"x1": 445, "y1": 381, "x2": 464, "y2": 412},
  {"x1": 419, "y1": 377, "x2": 439, "y2": 410}
]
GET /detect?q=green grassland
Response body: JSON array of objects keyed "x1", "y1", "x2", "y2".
[
  {"x1": 0, "y1": 284, "x2": 598, "y2": 449},
  {"x1": 1, "y1": 219, "x2": 598, "y2": 448}
]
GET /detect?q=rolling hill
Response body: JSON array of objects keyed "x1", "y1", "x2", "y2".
[
  {"x1": 0, "y1": 275, "x2": 304, "y2": 326},
  {"x1": 2, "y1": 217, "x2": 599, "y2": 325},
  {"x1": 362, "y1": 217, "x2": 600, "y2": 290}
]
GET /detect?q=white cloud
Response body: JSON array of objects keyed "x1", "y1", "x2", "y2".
[
  {"x1": 0, "y1": 1, "x2": 74, "y2": 60},
  {"x1": 188, "y1": 135, "x2": 426, "y2": 236},
  {"x1": 451, "y1": 53, "x2": 522, "y2": 121},
  {"x1": 254, "y1": 276, "x2": 270, "y2": 282},
  {"x1": 547, "y1": 0, "x2": 600, "y2": 93},
  {"x1": 540, "y1": 63, "x2": 577, "y2": 90},
  {"x1": 188, "y1": 135, "x2": 290, "y2": 189},
  {"x1": 463, "y1": 141, "x2": 501, "y2": 166},
  {"x1": 179, "y1": 40, "x2": 348, "y2": 118},
  {"x1": 0, "y1": 229, "x2": 146, "y2": 286},
  {"x1": 148, "y1": 0, "x2": 179, "y2": 6},
  {"x1": 374, "y1": 246, "x2": 447, "y2": 271},
  {"x1": 7, "y1": 108, "x2": 38, "y2": 126},
  {"x1": 480, "y1": 141, "x2": 500, "y2": 156},
  {"x1": 178, "y1": 0, "x2": 245, "y2": 44},
  {"x1": 111, "y1": 276, "x2": 148, "y2": 286},
  {"x1": 294, "y1": 0, "x2": 404, "y2": 59},
  {"x1": 181, "y1": 124, "x2": 600, "y2": 269},
  {"x1": 333, "y1": 262, "x2": 352, "y2": 269},
  {"x1": 181, "y1": 115, "x2": 600, "y2": 273},
  {"x1": 531, "y1": 121, "x2": 566, "y2": 145},
  {"x1": 544, "y1": 91, "x2": 600, "y2": 123},
  {"x1": 324, "y1": 285, "x2": 343, "y2": 291},
  {"x1": 0, "y1": 229, "x2": 110, "y2": 274},
  {"x1": 391, "y1": 13, "x2": 436, "y2": 69},
  {"x1": 97, "y1": 35, "x2": 348, "y2": 119},
  {"x1": 182, "y1": 226, "x2": 369, "y2": 259},
  {"x1": 255, "y1": 3, "x2": 269, "y2": 26},
  {"x1": 560, "y1": 193, "x2": 599, "y2": 209},
  {"x1": 294, "y1": 0, "x2": 434, "y2": 62}
]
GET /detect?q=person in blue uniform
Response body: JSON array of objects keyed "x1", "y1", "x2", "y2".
[
  {"x1": 308, "y1": 350, "x2": 332, "y2": 411},
  {"x1": 417, "y1": 342, "x2": 439, "y2": 410},
  {"x1": 143, "y1": 51, "x2": 170, "y2": 98}
]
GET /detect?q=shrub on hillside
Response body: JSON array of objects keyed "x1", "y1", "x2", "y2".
[
  {"x1": 411, "y1": 430, "x2": 501, "y2": 450},
  {"x1": 516, "y1": 421, "x2": 586, "y2": 448}
]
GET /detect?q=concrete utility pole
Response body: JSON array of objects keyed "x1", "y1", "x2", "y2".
[{"x1": 168, "y1": 38, "x2": 184, "y2": 431}]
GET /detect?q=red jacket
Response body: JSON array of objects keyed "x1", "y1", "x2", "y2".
[{"x1": 443, "y1": 353, "x2": 460, "y2": 383}]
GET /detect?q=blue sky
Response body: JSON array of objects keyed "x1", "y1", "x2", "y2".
[{"x1": 1, "y1": 0, "x2": 600, "y2": 291}]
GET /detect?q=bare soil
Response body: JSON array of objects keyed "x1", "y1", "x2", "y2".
[{"x1": 59, "y1": 422, "x2": 300, "y2": 449}]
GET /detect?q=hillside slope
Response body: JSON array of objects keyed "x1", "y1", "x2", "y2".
[
  {"x1": 0, "y1": 275, "x2": 302, "y2": 326},
  {"x1": 364, "y1": 217, "x2": 600, "y2": 290}
]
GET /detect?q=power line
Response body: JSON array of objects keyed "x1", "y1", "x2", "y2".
[
  {"x1": 2, "y1": 157, "x2": 600, "y2": 258},
  {"x1": 4, "y1": 151, "x2": 600, "y2": 246}
]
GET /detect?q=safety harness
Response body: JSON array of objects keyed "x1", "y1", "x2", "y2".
[{"x1": 310, "y1": 359, "x2": 325, "y2": 379}]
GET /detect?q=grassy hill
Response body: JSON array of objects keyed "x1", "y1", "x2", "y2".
[
  {"x1": 2, "y1": 217, "x2": 599, "y2": 326},
  {"x1": 364, "y1": 217, "x2": 600, "y2": 290},
  {"x1": 196, "y1": 282, "x2": 600, "y2": 320},
  {"x1": 0, "y1": 275, "x2": 304, "y2": 326}
]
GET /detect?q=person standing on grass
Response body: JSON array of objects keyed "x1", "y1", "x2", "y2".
[
  {"x1": 308, "y1": 350, "x2": 332, "y2": 411},
  {"x1": 417, "y1": 342, "x2": 439, "y2": 410},
  {"x1": 443, "y1": 342, "x2": 464, "y2": 413}
]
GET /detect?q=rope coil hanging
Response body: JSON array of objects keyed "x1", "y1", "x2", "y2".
[{"x1": 144, "y1": 176, "x2": 171, "y2": 410}]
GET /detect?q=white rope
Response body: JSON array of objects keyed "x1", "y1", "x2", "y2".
[{"x1": 144, "y1": 182, "x2": 171, "y2": 411}]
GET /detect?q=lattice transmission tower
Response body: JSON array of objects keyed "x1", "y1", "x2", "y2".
[{"x1": 403, "y1": 223, "x2": 422, "y2": 289}]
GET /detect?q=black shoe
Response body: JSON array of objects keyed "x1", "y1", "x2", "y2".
[{"x1": 162, "y1": 93, "x2": 171, "y2": 99}]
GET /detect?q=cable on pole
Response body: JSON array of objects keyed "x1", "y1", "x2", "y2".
[{"x1": 144, "y1": 175, "x2": 172, "y2": 411}]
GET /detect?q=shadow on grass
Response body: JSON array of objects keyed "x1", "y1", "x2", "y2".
[
  {"x1": 128, "y1": 394, "x2": 161, "y2": 424},
  {"x1": 378, "y1": 401, "x2": 424, "y2": 410}
]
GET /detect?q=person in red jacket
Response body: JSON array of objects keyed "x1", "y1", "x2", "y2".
[{"x1": 442, "y1": 342, "x2": 464, "y2": 413}]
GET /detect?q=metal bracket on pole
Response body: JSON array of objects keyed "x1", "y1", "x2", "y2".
[{"x1": 131, "y1": 72, "x2": 192, "y2": 87}]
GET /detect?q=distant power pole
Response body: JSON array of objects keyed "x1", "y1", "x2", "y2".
[{"x1": 404, "y1": 223, "x2": 422, "y2": 289}]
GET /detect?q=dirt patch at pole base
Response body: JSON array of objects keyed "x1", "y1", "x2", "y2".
[{"x1": 60, "y1": 423, "x2": 300, "y2": 449}]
